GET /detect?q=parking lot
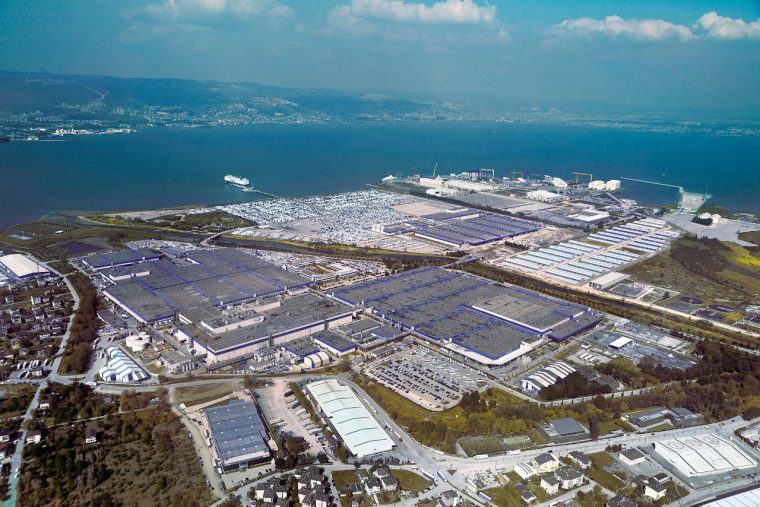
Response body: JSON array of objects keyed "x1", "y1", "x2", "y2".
[
  {"x1": 256, "y1": 379, "x2": 329, "y2": 456},
  {"x1": 363, "y1": 346, "x2": 484, "y2": 411}
]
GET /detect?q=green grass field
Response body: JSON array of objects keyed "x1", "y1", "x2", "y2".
[
  {"x1": 391, "y1": 469, "x2": 432, "y2": 492},
  {"x1": 623, "y1": 237, "x2": 760, "y2": 312}
]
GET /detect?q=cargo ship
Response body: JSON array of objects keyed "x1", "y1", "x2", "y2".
[{"x1": 224, "y1": 174, "x2": 251, "y2": 189}]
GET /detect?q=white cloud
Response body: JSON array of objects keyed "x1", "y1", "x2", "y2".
[
  {"x1": 330, "y1": 0, "x2": 497, "y2": 27},
  {"x1": 155, "y1": 0, "x2": 292, "y2": 19},
  {"x1": 556, "y1": 15, "x2": 695, "y2": 41},
  {"x1": 696, "y1": 11, "x2": 760, "y2": 40}
]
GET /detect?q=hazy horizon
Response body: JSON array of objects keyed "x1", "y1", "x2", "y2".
[{"x1": 1, "y1": 1, "x2": 759, "y2": 119}]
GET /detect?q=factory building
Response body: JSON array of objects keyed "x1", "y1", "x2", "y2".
[
  {"x1": 652, "y1": 434, "x2": 756, "y2": 478},
  {"x1": 180, "y1": 293, "x2": 355, "y2": 364},
  {"x1": 205, "y1": 399, "x2": 271, "y2": 471},
  {"x1": 305, "y1": 379, "x2": 395, "y2": 459},
  {"x1": 329, "y1": 267, "x2": 599, "y2": 367},
  {"x1": 0, "y1": 254, "x2": 51, "y2": 279},
  {"x1": 313, "y1": 331, "x2": 357, "y2": 357},
  {"x1": 82, "y1": 248, "x2": 161, "y2": 271}
]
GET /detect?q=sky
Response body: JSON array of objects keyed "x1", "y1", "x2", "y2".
[{"x1": 1, "y1": 0, "x2": 759, "y2": 118}]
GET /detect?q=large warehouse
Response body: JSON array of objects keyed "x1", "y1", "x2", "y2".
[
  {"x1": 652, "y1": 434, "x2": 757, "y2": 477},
  {"x1": 305, "y1": 379, "x2": 395, "y2": 458},
  {"x1": 178, "y1": 293, "x2": 355, "y2": 363},
  {"x1": 205, "y1": 399, "x2": 271, "y2": 471},
  {"x1": 0, "y1": 254, "x2": 51, "y2": 279},
  {"x1": 82, "y1": 247, "x2": 161, "y2": 270},
  {"x1": 103, "y1": 248, "x2": 313, "y2": 325},
  {"x1": 328, "y1": 266, "x2": 600, "y2": 366}
]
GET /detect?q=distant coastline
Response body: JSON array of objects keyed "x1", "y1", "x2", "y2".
[{"x1": 1, "y1": 122, "x2": 758, "y2": 229}]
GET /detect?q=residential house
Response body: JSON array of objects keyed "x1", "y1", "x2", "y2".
[
  {"x1": 554, "y1": 466, "x2": 584, "y2": 490},
  {"x1": 440, "y1": 490, "x2": 460, "y2": 507},
  {"x1": 540, "y1": 474, "x2": 560, "y2": 495},
  {"x1": 532, "y1": 453, "x2": 560, "y2": 474}
]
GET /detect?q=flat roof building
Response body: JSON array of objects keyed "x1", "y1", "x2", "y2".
[
  {"x1": 313, "y1": 331, "x2": 357, "y2": 356},
  {"x1": 652, "y1": 434, "x2": 756, "y2": 477},
  {"x1": 305, "y1": 379, "x2": 394, "y2": 458},
  {"x1": 0, "y1": 254, "x2": 51, "y2": 279},
  {"x1": 329, "y1": 267, "x2": 599, "y2": 366},
  {"x1": 182, "y1": 293, "x2": 354, "y2": 364},
  {"x1": 537, "y1": 417, "x2": 590, "y2": 444},
  {"x1": 206, "y1": 399, "x2": 270, "y2": 471}
]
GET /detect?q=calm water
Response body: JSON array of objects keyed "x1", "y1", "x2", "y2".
[{"x1": 1, "y1": 122, "x2": 759, "y2": 228}]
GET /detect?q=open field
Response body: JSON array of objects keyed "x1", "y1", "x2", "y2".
[
  {"x1": 739, "y1": 230, "x2": 760, "y2": 246},
  {"x1": 391, "y1": 469, "x2": 432, "y2": 492},
  {"x1": 86, "y1": 209, "x2": 255, "y2": 233},
  {"x1": 0, "y1": 217, "x2": 201, "y2": 261},
  {"x1": 174, "y1": 381, "x2": 241, "y2": 407},
  {"x1": 624, "y1": 237, "x2": 760, "y2": 314}
]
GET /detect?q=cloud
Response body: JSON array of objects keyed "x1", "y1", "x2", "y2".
[
  {"x1": 696, "y1": 11, "x2": 760, "y2": 40},
  {"x1": 556, "y1": 15, "x2": 695, "y2": 41},
  {"x1": 143, "y1": 0, "x2": 292, "y2": 20},
  {"x1": 327, "y1": 0, "x2": 505, "y2": 41},
  {"x1": 328, "y1": 0, "x2": 498, "y2": 33}
]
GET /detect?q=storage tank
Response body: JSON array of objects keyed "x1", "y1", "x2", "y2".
[
  {"x1": 698, "y1": 212, "x2": 712, "y2": 220},
  {"x1": 588, "y1": 180, "x2": 606, "y2": 190},
  {"x1": 711, "y1": 214, "x2": 722, "y2": 224},
  {"x1": 605, "y1": 180, "x2": 621, "y2": 191}
]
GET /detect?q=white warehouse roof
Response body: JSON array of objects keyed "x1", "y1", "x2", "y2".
[
  {"x1": 653, "y1": 434, "x2": 756, "y2": 477},
  {"x1": 306, "y1": 379, "x2": 394, "y2": 458},
  {"x1": 99, "y1": 347, "x2": 149, "y2": 383},
  {"x1": 0, "y1": 254, "x2": 50, "y2": 278},
  {"x1": 609, "y1": 337, "x2": 633, "y2": 349}
]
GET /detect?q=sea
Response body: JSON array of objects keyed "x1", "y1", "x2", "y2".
[{"x1": 1, "y1": 122, "x2": 759, "y2": 229}]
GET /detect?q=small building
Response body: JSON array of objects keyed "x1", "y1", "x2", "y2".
[
  {"x1": 440, "y1": 490, "x2": 460, "y2": 507},
  {"x1": 537, "y1": 417, "x2": 590, "y2": 444},
  {"x1": 515, "y1": 483, "x2": 537, "y2": 504},
  {"x1": 0, "y1": 443, "x2": 7, "y2": 459},
  {"x1": 619, "y1": 447, "x2": 646, "y2": 466},
  {"x1": 568, "y1": 450, "x2": 592, "y2": 470},
  {"x1": 85, "y1": 427, "x2": 98, "y2": 444},
  {"x1": 364, "y1": 478, "x2": 382, "y2": 495},
  {"x1": 531, "y1": 453, "x2": 560, "y2": 474},
  {"x1": 26, "y1": 430, "x2": 42, "y2": 444},
  {"x1": 540, "y1": 474, "x2": 560, "y2": 495},
  {"x1": 514, "y1": 463, "x2": 537, "y2": 479},
  {"x1": 0, "y1": 430, "x2": 9, "y2": 443},
  {"x1": 644, "y1": 478, "x2": 668, "y2": 500},
  {"x1": 628, "y1": 406, "x2": 668, "y2": 428},
  {"x1": 554, "y1": 466, "x2": 584, "y2": 490},
  {"x1": 380, "y1": 475, "x2": 399, "y2": 491}
]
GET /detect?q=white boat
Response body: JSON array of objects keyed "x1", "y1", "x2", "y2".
[{"x1": 224, "y1": 174, "x2": 250, "y2": 188}]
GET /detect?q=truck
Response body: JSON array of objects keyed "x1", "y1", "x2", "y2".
[
  {"x1": 420, "y1": 470, "x2": 436, "y2": 482},
  {"x1": 478, "y1": 491, "x2": 492, "y2": 503},
  {"x1": 437, "y1": 471, "x2": 449, "y2": 483}
]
